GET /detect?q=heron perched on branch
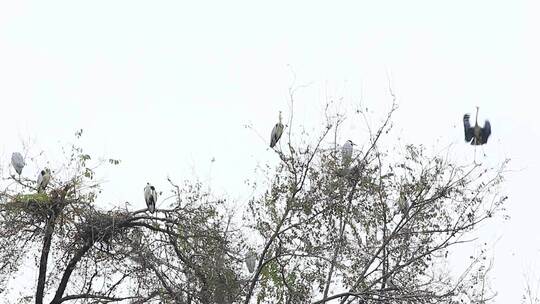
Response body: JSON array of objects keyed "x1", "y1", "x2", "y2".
[
  {"x1": 398, "y1": 192, "x2": 409, "y2": 217},
  {"x1": 144, "y1": 183, "x2": 157, "y2": 214},
  {"x1": 11, "y1": 152, "x2": 25, "y2": 176},
  {"x1": 342, "y1": 140, "x2": 354, "y2": 165},
  {"x1": 245, "y1": 250, "x2": 257, "y2": 273},
  {"x1": 463, "y1": 107, "x2": 491, "y2": 145},
  {"x1": 269, "y1": 111, "x2": 284, "y2": 148},
  {"x1": 37, "y1": 169, "x2": 51, "y2": 193}
]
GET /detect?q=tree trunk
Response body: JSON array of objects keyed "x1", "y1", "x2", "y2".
[{"x1": 35, "y1": 216, "x2": 57, "y2": 304}]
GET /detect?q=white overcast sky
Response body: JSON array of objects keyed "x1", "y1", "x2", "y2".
[{"x1": 1, "y1": 1, "x2": 539, "y2": 302}]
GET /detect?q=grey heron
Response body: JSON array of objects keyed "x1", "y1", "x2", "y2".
[
  {"x1": 37, "y1": 168, "x2": 51, "y2": 193},
  {"x1": 398, "y1": 192, "x2": 409, "y2": 216},
  {"x1": 11, "y1": 152, "x2": 25, "y2": 176},
  {"x1": 269, "y1": 111, "x2": 284, "y2": 148},
  {"x1": 245, "y1": 250, "x2": 257, "y2": 273},
  {"x1": 341, "y1": 140, "x2": 354, "y2": 165},
  {"x1": 144, "y1": 183, "x2": 157, "y2": 214},
  {"x1": 463, "y1": 107, "x2": 491, "y2": 145}
]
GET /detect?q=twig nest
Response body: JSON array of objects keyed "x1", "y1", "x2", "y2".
[{"x1": 7, "y1": 193, "x2": 53, "y2": 219}]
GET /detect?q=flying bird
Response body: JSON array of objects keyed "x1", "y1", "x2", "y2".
[
  {"x1": 144, "y1": 183, "x2": 158, "y2": 214},
  {"x1": 11, "y1": 152, "x2": 25, "y2": 176},
  {"x1": 245, "y1": 250, "x2": 257, "y2": 273},
  {"x1": 37, "y1": 169, "x2": 51, "y2": 193},
  {"x1": 463, "y1": 107, "x2": 491, "y2": 145},
  {"x1": 269, "y1": 111, "x2": 284, "y2": 148},
  {"x1": 342, "y1": 140, "x2": 354, "y2": 165}
]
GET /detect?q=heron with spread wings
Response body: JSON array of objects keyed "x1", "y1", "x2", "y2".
[{"x1": 463, "y1": 106, "x2": 491, "y2": 145}]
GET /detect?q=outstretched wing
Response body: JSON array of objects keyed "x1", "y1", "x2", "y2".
[
  {"x1": 482, "y1": 120, "x2": 491, "y2": 144},
  {"x1": 463, "y1": 114, "x2": 474, "y2": 142}
]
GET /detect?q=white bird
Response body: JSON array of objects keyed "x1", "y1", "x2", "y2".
[
  {"x1": 269, "y1": 111, "x2": 284, "y2": 148},
  {"x1": 37, "y1": 168, "x2": 51, "y2": 193},
  {"x1": 463, "y1": 107, "x2": 491, "y2": 145},
  {"x1": 11, "y1": 152, "x2": 25, "y2": 176},
  {"x1": 144, "y1": 183, "x2": 158, "y2": 214},
  {"x1": 341, "y1": 140, "x2": 354, "y2": 165},
  {"x1": 245, "y1": 250, "x2": 257, "y2": 273}
]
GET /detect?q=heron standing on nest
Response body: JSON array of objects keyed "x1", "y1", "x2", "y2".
[{"x1": 37, "y1": 168, "x2": 51, "y2": 193}]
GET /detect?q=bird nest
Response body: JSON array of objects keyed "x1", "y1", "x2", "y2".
[
  {"x1": 76, "y1": 209, "x2": 132, "y2": 247},
  {"x1": 5, "y1": 193, "x2": 56, "y2": 219}
]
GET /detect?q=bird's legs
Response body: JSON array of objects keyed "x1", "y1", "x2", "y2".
[{"x1": 473, "y1": 146, "x2": 482, "y2": 165}]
